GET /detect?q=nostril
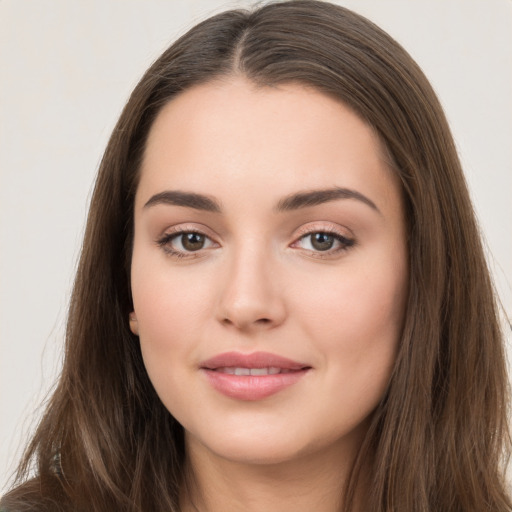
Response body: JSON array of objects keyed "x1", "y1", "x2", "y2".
[{"x1": 221, "y1": 316, "x2": 273, "y2": 329}]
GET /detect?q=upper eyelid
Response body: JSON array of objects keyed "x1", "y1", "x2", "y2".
[
  {"x1": 157, "y1": 221, "x2": 353, "y2": 240},
  {"x1": 293, "y1": 222, "x2": 354, "y2": 239},
  {"x1": 292, "y1": 229, "x2": 354, "y2": 248},
  {"x1": 159, "y1": 223, "x2": 218, "y2": 239}
]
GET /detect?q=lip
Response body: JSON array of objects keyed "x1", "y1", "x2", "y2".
[{"x1": 200, "y1": 351, "x2": 311, "y2": 401}]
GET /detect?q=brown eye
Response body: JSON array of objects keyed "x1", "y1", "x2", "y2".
[
  {"x1": 293, "y1": 230, "x2": 355, "y2": 256},
  {"x1": 181, "y1": 232, "x2": 206, "y2": 251},
  {"x1": 157, "y1": 230, "x2": 216, "y2": 257},
  {"x1": 310, "y1": 233, "x2": 335, "y2": 251}
]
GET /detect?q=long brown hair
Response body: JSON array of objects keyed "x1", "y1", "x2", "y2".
[{"x1": 2, "y1": 1, "x2": 510, "y2": 510}]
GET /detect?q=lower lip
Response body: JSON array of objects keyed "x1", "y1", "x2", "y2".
[{"x1": 202, "y1": 369, "x2": 309, "y2": 401}]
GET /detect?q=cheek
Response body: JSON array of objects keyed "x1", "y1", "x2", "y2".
[
  {"x1": 131, "y1": 251, "x2": 212, "y2": 342},
  {"x1": 130, "y1": 250, "x2": 207, "y2": 390},
  {"x1": 300, "y1": 262, "x2": 405, "y2": 337},
  {"x1": 130, "y1": 249, "x2": 236, "y2": 419},
  {"x1": 296, "y1": 253, "x2": 407, "y2": 390}
]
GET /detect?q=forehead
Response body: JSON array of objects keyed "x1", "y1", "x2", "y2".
[{"x1": 136, "y1": 77, "x2": 401, "y2": 214}]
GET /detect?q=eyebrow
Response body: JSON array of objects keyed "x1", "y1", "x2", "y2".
[
  {"x1": 275, "y1": 187, "x2": 380, "y2": 213},
  {"x1": 143, "y1": 187, "x2": 380, "y2": 214},
  {"x1": 144, "y1": 190, "x2": 222, "y2": 212}
]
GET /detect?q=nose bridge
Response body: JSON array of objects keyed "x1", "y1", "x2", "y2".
[{"x1": 216, "y1": 236, "x2": 285, "y2": 330}]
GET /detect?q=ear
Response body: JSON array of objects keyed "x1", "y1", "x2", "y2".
[{"x1": 129, "y1": 312, "x2": 139, "y2": 336}]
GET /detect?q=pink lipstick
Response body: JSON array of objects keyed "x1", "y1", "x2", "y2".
[{"x1": 200, "y1": 351, "x2": 311, "y2": 401}]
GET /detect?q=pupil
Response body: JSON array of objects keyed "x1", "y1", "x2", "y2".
[
  {"x1": 311, "y1": 233, "x2": 334, "y2": 251},
  {"x1": 182, "y1": 233, "x2": 205, "y2": 251}
]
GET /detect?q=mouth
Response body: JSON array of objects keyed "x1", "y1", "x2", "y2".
[
  {"x1": 213, "y1": 367, "x2": 298, "y2": 375},
  {"x1": 200, "y1": 351, "x2": 311, "y2": 401}
]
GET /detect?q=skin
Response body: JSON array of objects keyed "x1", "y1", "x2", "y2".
[{"x1": 130, "y1": 77, "x2": 408, "y2": 512}]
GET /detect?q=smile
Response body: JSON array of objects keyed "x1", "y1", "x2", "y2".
[
  {"x1": 200, "y1": 351, "x2": 311, "y2": 401},
  {"x1": 215, "y1": 367, "x2": 294, "y2": 375}
]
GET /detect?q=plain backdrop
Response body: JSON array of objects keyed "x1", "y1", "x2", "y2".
[{"x1": 1, "y1": 0, "x2": 511, "y2": 492}]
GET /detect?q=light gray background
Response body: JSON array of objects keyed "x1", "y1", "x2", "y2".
[{"x1": 1, "y1": 0, "x2": 511, "y2": 491}]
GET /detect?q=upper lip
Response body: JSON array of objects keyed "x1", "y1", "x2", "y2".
[{"x1": 200, "y1": 351, "x2": 310, "y2": 370}]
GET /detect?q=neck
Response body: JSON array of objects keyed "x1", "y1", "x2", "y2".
[{"x1": 180, "y1": 432, "x2": 368, "y2": 512}]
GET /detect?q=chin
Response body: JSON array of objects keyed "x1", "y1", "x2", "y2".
[
  {"x1": 185, "y1": 419, "x2": 356, "y2": 468},
  {"x1": 205, "y1": 438, "x2": 308, "y2": 466}
]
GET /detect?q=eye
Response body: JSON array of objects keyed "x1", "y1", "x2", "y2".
[
  {"x1": 302, "y1": 232, "x2": 337, "y2": 251},
  {"x1": 292, "y1": 229, "x2": 355, "y2": 256},
  {"x1": 157, "y1": 230, "x2": 217, "y2": 257},
  {"x1": 175, "y1": 232, "x2": 208, "y2": 252}
]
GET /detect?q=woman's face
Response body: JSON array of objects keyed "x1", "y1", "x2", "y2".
[{"x1": 130, "y1": 78, "x2": 408, "y2": 466}]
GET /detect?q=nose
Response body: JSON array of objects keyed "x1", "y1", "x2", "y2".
[{"x1": 215, "y1": 246, "x2": 287, "y2": 332}]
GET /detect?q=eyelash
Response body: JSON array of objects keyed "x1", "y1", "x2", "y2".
[
  {"x1": 156, "y1": 227, "x2": 355, "y2": 260},
  {"x1": 156, "y1": 228, "x2": 213, "y2": 259},
  {"x1": 292, "y1": 227, "x2": 355, "y2": 259}
]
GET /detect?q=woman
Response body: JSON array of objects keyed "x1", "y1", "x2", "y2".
[{"x1": 2, "y1": 1, "x2": 510, "y2": 510}]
